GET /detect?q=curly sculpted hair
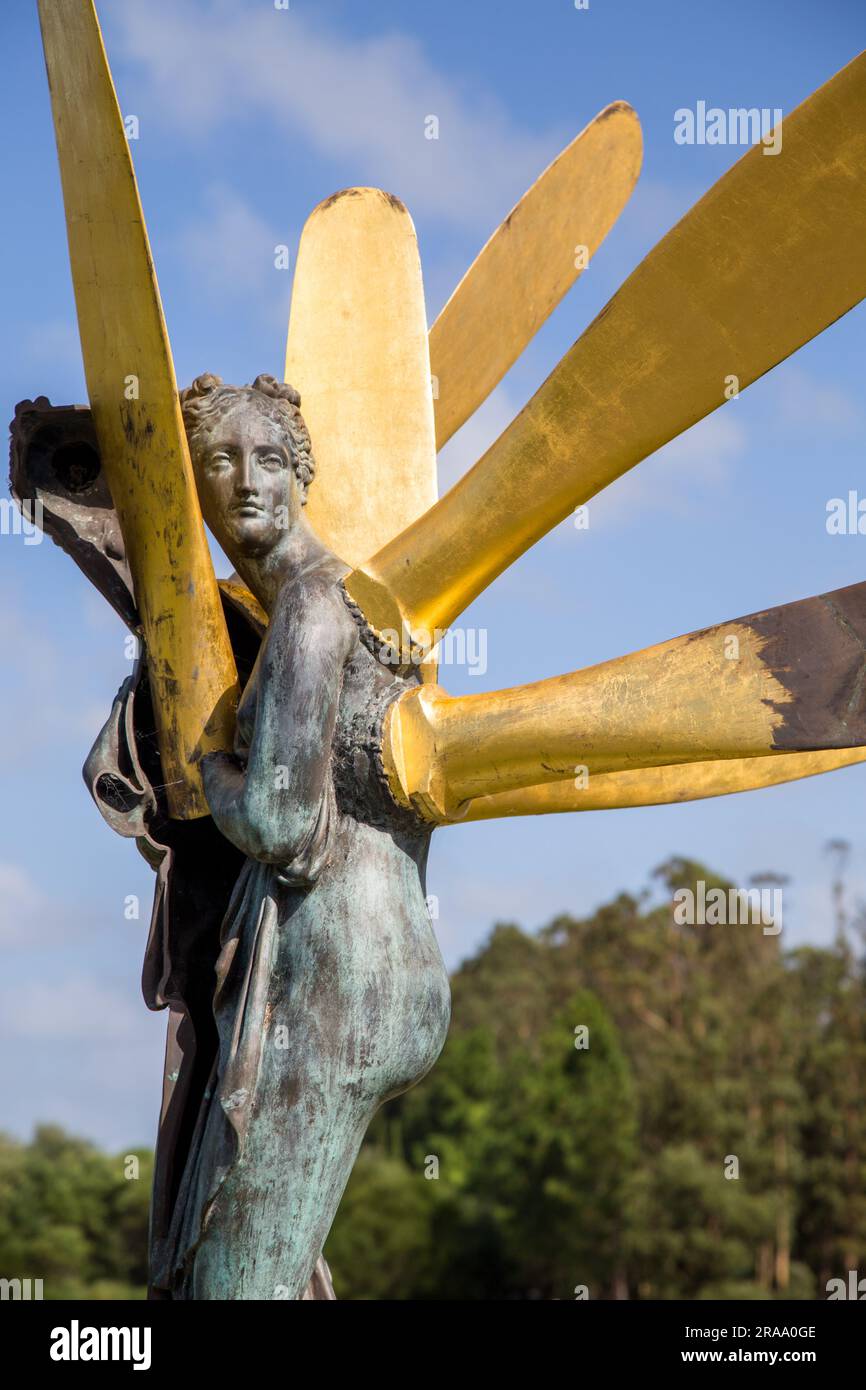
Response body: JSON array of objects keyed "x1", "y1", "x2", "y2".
[{"x1": 180, "y1": 373, "x2": 316, "y2": 503}]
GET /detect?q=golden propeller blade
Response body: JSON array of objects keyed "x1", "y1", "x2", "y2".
[
  {"x1": 381, "y1": 579, "x2": 866, "y2": 821},
  {"x1": 460, "y1": 749, "x2": 866, "y2": 823},
  {"x1": 285, "y1": 187, "x2": 436, "y2": 569},
  {"x1": 347, "y1": 51, "x2": 866, "y2": 653},
  {"x1": 38, "y1": 0, "x2": 238, "y2": 819},
  {"x1": 429, "y1": 102, "x2": 642, "y2": 451}
]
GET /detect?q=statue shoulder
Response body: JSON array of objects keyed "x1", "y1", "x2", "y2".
[{"x1": 270, "y1": 557, "x2": 358, "y2": 664}]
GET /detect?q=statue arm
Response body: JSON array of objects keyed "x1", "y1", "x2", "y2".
[{"x1": 201, "y1": 580, "x2": 354, "y2": 875}]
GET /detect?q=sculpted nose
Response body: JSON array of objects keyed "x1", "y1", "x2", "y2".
[{"x1": 235, "y1": 451, "x2": 256, "y2": 496}]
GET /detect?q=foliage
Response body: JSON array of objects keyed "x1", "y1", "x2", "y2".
[
  {"x1": 0, "y1": 1126, "x2": 150, "y2": 1299},
  {"x1": 3, "y1": 855, "x2": 865, "y2": 1300}
]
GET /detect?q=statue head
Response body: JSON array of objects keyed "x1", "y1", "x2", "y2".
[{"x1": 180, "y1": 373, "x2": 315, "y2": 561}]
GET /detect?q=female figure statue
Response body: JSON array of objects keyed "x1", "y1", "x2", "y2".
[{"x1": 127, "y1": 373, "x2": 450, "y2": 1299}]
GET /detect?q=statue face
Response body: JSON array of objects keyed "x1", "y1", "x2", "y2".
[{"x1": 190, "y1": 400, "x2": 302, "y2": 560}]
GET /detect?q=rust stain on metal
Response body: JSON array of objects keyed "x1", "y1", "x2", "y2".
[{"x1": 745, "y1": 581, "x2": 866, "y2": 748}]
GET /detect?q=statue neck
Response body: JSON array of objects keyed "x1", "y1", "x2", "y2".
[{"x1": 233, "y1": 515, "x2": 331, "y2": 614}]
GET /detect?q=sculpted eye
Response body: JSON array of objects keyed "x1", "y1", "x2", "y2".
[
  {"x1": 207, "y1": 452, "x2": 232, "y2": 470},
  {"x1": 260, "y1": 452, "x2": 286, "y2": 470}
]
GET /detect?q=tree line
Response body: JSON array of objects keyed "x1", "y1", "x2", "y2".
[{"x1": 2, "y1": 854, "x2": 864, "y2": 1299}]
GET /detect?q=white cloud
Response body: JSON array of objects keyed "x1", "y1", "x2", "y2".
[
  {"x1": 0, "y1": 861, "x2": 110, "y2": 953},
  {"x1": 175, "y1": 182, "x2": 288, "y2": 315},
  {"x1": 103, "y1": 0, "x2": 561, "y2": 231}
]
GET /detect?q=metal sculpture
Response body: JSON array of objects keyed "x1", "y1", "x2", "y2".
[{"x1": 11, "y1": 0, "x2": 866, "y2": 1297}]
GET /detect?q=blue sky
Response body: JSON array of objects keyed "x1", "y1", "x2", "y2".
[{"x1": 1, "y1": 0, "x2": 865, "y2": 1149}]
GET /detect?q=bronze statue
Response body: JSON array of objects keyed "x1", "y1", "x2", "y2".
[{"x1": 162, "y1": 374, "x2": 449, "y2": 1298}]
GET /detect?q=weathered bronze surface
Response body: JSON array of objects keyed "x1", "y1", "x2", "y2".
[{"x1": 15, "y1": 0, "x2": 866, "y2": 1299}]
